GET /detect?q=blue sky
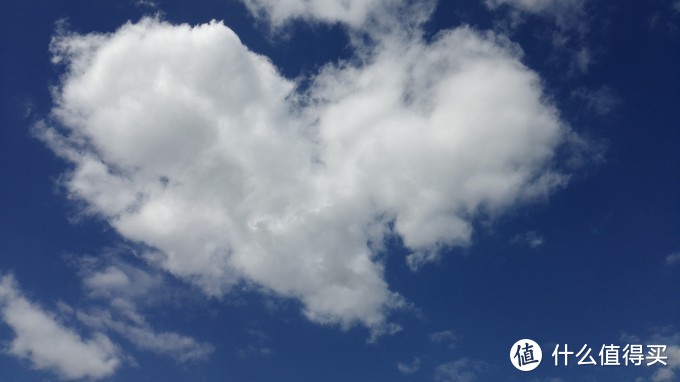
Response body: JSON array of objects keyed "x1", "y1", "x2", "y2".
[{"x1": 0, "y1": 0, "x2": 679, "y2": 381}]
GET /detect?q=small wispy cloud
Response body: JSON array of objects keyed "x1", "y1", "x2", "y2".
[
  {"x1": 74, "y1": 255, "x2": 215, "y2": 363},
  {"x1": 397, "y1": 356, "x2": 421, "y2": 375},
  {"x1": 429, "y1": 330, "x2": 458, "y2": 349},
  {"x1": 484, "y1": 0, "x2": 595, "y2": 75},
  {"x1": 77, "y1": 308, "x2": 214, "y2": 363},
  {"x1": 435, "y1": 358, "x2": 489, "y2": 382},
  {"x1": 134, "y1": 0, "x2": 159, "y2": 9},
  {"x1": 511, "y1": 231, "x2": 545, "y2": 249},
  {"x1": 665, "y1": 252, "x2": 680, "y2": 267},
  {"x1": 237, "y1": 329, "x2": 273, "y2": 359},
  {"x1": 572, "y1": 86, "x2": 621, "y2": 116}
]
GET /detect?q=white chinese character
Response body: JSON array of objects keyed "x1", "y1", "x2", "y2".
[
  {"x1": 646, "y1": 345, "x2": 668, "y2": 366},
  {"x1": 599, "y1": 344, "x2": 620, "y2": 366},
  {"x1": 576, "y1": 344, "x2": 597, "y2": 365},
  {"x1": 552, "y1": 344, "x2": 574, "y2": 366},
  {"x1": 622, "y1": 344, "x2": 644, "y2": 366}
]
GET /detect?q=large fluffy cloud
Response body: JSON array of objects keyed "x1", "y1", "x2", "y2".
[
  {"x1": 39, "y1": 16, "x2": 573, "y2": 332},
  {"x1": 0, "y1": 275, "x2": 121, "y2": 380},
  {"x1": 308, "y1": 28, "x2": 566, "y2": 270}
]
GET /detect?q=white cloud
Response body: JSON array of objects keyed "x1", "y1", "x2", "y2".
[
  {"x1": 76, "y1": 256, "x2": 215, "y2": 362},
  {"x1": 80, "y1": 258, "x2": 165, "y2": 302},
  {"x1": 77, "y1": 309, "x2": 214, "y2": 362},
  {"x1": 625, "y1": 328, "x2": 680, "y2": 382},
  {"x1": 572, "y1": 86, "x2": 620, "y2": 116},
  {"x1": 429, "y1": 330, "x2": 458, "y2": 349},
  {"x1": 240, "y1": 0, "x2": 435, "y2": 29},
  {"x1": 511, "y1": 230, "x2": 544, "y2": 248},
  {"x1": 39, "y1": 16, "x2": 579, "y2": 334},
  {"x1": 238, "y1": 329, "x2": 272, "y2": 358},
  {"x1": 85, "y1": 265, "x2": 131, "y2": 291},
  {"x1": 674, "y1": 1, "x2": 680, "y2": 14},
  {"x1": 653, "y1": 367, "x2": 676, "y2": 382},
  {"x1": 485, "y1": 0, "x2": 581, "y2": 13},
  {"x1": 241, "y1": 0, "x2": 384, "y2": 27},
  {"x1": 650, "y1": 331, "x2": 680, "y2": 381},
  {"x1": 650, "y1": 344, "x2": 679, "y2": 381},
  {"x1": 0, "y1": 275, "x2": 121, "y2": 380},
  {"x1": 135, "y1": 0, "x2": 159, "y2": 9},
  {"x1": 484, "y1": 0, "x2": 585, "y2": 27},
  {"x1": 435, "y1": 358, "x2": 488, "y2": 382},
  {"x1": 483, "y1": 0, "x2": 591, "y2": 74},
  {"x1": 397, "y1": 356, "x2": 421, "y2": 374},
  {"x1": 665, "y1": 252, "x2": 680, "y2": 266}
]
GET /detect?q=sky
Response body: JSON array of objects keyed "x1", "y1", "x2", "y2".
[{"x1": 0, "y1": 0, "x2": 679, "y2": 381}]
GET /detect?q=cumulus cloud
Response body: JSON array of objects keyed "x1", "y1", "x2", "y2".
[
  {"x1": 38, "y1": 13, "x2": 578, "y2": 334},
  {"x1": 0, "y1": 275, "x2": 121, "y2": 380}
]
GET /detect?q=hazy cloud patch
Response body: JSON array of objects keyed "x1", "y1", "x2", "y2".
[
  {"x1": 435, "y1": 358, "x2": 489, "y2": 382},
  {"x1": 397, "y1": 356, "x2": 421, "y2": 374}
]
